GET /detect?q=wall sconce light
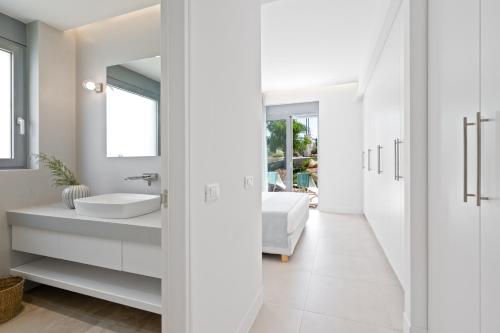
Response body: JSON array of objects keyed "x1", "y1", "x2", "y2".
[{"x1": 82, "y1": 80, "x2": 103, "y2": 93}]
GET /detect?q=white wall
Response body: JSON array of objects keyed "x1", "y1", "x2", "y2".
[
  {"x1": 264, "y1": 83, "x2": 363, "y2": 214},
  {"x1": 188, "y1": 0, "x2": 263, "y2": 330},
  {"x1": 0, "y1": 22, "x2": 76, "y2": 274},
  {"x1": 75, "y1": 6, "x2": 161, "y2": 195},
  {"x1": 362, "y1": 0, "x2": 429, "y2": 331},
  {"x1": 163, "y1": 0, "x2": 263, "y2": 331}
]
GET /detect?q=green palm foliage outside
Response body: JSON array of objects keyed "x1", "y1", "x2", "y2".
[{"x1": 267, "y1": 120, "x2": 312, "y2": 156}]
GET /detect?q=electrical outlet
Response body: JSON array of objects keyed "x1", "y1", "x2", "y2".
[
  {"x1": 244, "y1": 176, "x2": 254, "y2": 190},
  {"x1": 205, "y1": 183, "x2": 220, "y2": 202}
]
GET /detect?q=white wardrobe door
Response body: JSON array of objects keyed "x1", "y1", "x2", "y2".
[
  {"x1": 363, "y1": 8, "x2": 404, "y2": 283},
  {"x1": 428, "y1": 0, "x2": 481, "y2": 332},
  {"x1": 480, "y1": 0, "x2": 500, "y2": 331},
  {"x1": 383, "y1": 11, "x2": 404, "y2": 282},
  {"x1": 364, "y1": 105, "x2": 376, "y2": 222}
]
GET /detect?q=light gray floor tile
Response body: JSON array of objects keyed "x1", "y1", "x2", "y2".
[
  {"x1": 300, "y1": 311, "x2": 402, "y2": 333},
  {"x1": 250, "y1": 303, "x2": 303, "y2": 333}
]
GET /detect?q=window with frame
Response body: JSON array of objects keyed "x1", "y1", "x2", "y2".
[{"x1": 0, "y1": 37, "x2": 27, "y2": 169}]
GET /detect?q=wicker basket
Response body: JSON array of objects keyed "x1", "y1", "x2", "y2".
[{"x1": 0, "y1": 276, "x2": 24, "y2": 324}]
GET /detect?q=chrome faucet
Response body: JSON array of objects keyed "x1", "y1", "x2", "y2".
[{"x1": 124, "y1": 173, "x2": 159, "y2": 186}]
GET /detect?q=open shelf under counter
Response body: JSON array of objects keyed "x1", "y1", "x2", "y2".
[{"x1": 11, "y1": 258, "x2": 162, "y2": 314}]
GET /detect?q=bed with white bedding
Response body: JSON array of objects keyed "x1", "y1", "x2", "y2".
[{"x1": 262, "y1": 192, "x2": 309, "y2": 262}]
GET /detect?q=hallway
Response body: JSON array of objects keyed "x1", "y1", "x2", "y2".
[{"x1": 251, "y1": 210, "x2": 403, "y2": 333}]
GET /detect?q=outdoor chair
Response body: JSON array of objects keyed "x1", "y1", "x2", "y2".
[
  {"x1": 295, "y1": 172, "x2": 318, "y2": 208},
  {"x1": 268, "y1": 171, "x2": 279, "y2": 192}
]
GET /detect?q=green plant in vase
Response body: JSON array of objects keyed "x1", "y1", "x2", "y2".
[{"x1": 36, "y1": 153, "x2": 90, "y2": 209}]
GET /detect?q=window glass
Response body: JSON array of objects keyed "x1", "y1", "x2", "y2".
[{"x1": 0, "y1": 48, "x2": 12, "y2": 159}]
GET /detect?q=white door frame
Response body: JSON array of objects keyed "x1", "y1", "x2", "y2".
[
  {"x1": 162, "y1": 0, "x2": 190, "y2": 332},
  {"x1": 161, "y1": 0, "x2": 430, "y2": 332},
  {"x1": 402, "y1": 0, "x2": 428, "y2": 332}
]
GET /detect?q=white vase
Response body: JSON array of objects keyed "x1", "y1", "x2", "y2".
[{"x1": 62, "y1": 185, "x2": 90, "y2": 209}]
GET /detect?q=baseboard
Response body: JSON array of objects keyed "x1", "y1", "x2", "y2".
[
  {"x1": 403, "y1": 312, "x2": 428, "y2": 333},
  {"x1": 237, "y1": 287, "x2": 263, "y2": 333}
]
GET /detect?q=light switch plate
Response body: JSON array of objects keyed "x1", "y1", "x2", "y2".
[
  {"x1": 205, "y1": 183, "x2": 220, "y2": 202},
  {"x1": 244, "y1": 176, "x2": 254, "y2": 190}
]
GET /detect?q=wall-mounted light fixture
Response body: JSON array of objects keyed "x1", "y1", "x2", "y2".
[{"x1": 82, "y1": 80, "x2": 103, "y2": 93}]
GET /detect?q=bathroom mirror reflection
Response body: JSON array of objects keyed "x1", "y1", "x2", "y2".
[{"x1": 106, "y1": 56, "x2": 160, "y2": 158}]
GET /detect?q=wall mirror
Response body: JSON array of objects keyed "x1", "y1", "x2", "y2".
[{"x1": 106, "y1": 56, "x2": 160, "y2": 157}]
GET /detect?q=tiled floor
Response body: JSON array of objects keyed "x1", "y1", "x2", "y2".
[
  {"x1": 0, "y1": 210, "x2": 402, "y2": 333},
  {"x1": 250, "y1": 209, "x2": 403, "y2": 333},
  {"x1": 0, "y1": 285, "x2": 161, "y2": 333}
]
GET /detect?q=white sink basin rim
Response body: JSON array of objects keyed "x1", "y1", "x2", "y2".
[{"x1": 74, "y1": 193, "x2": 161, "y2": 219}]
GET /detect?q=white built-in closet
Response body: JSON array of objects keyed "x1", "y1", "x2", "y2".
[
  {"x1": 429, "y1": 0, "x2": 500, "y2": 332},
  {"x1": 363, "y1": 4, "x2": 405, "y2": 283}
]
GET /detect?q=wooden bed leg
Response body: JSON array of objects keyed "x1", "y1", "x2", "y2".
[{"x1": 281, "y1": 255, "x2": 289, "y2": 263}]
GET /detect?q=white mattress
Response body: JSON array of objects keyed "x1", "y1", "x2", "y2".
[
  {"x1": 262, "y1": 192, "x2": 309, "y2": 234},
  {"x1": 262, "y1": 192, "x2": 309, "y2": 255}
]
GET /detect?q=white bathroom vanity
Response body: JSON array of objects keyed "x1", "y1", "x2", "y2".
[{"x1": 7, "y1": 203, "x2": 162, "y2": 314}]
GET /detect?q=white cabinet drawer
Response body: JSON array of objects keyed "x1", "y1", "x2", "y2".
[
  {"x1": 11, "y1": 227, "x2": 160, "y2": 277},
  {"x1": 12, "y1": 226, "x2": 59, "y2": 258},
  {"x1": 122, "y1": 241, "x2": 161, "y2": 278},
  {"x1": 59, "y1": 233, "x2": 122, "y2": 271}
]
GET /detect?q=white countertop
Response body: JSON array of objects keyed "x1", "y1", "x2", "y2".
[
  {"x1": 8, "y1": 203, "x2": 161, "y2": 228},
  {"x1": 7, "y1": 203, "x2": 161, "y2": 245}
]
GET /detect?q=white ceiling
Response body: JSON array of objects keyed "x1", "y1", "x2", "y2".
[
  {"x1": 122, "y1": 57, "x2": 161, "y2": 82},
  {"x1": 0, "y1": 0, "x2": 160, "y2": 30},
  {"x1": 0, "y1": 0, "x2": 389, "y2": 92},
  {"x1": 261, "y1": 0, "x2": 391, "y2": 92}
]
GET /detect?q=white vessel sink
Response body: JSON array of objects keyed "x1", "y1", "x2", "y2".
[{"x1": 74, "y1": 193, "x2": 161, "y2": 219}]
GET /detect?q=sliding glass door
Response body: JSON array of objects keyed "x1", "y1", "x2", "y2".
[
  {"x1": 266, "y1": 102, "x2": 319, "y2": 197},
  {"x1": 292, "y1": 115, "x2": 318, "y2": 193},
  {"x1": 266, "y1": 117, "x2": 292, "y2": 191}
]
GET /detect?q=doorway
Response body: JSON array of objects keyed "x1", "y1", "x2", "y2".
[{"x1": 265, "y1": 102, "x2": 319, "y2": 206}]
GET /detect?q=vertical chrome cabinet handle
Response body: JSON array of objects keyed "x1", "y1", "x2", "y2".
[
  {"x1": 394, "y1": 139, "x2": 397, "y2": 180},
  {"x1": 464, "y1": 117, "x2": 469, "y2": 202},
  {"x1": 394, "y1": 139, "x2": 404, "y2": 181},
  {"x1": 463, "y1": 116, "x2": 476, "y2": 202},
  {"x1": 17, "y1": 117, "x2": 25, "y2": 136},
  {"x1": 367, "y1": 149, "x2": 372, "y2": 171},
  {"x1": 476, "y1": 112, "x2": 491, "y2": 206},
  {"x1": 377, "y1": 145, "x2": 383, "y2": 174},
  {"x1": 396, "y1": 140, "x2": 400, "y2": 180},
  {"x1": 477, "y1": 112, "x2": 481, "y2": 206}
]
